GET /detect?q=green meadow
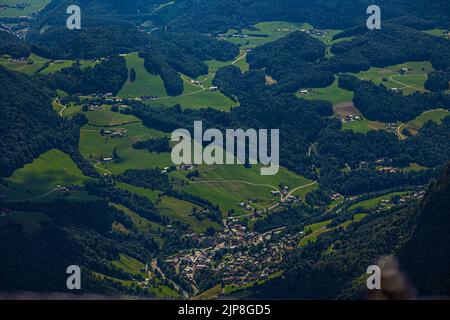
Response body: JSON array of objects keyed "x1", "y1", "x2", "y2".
[
  {"x1": 118, "y1": 52, "x2": 167, "y2": 98},
  {"x1": 177, "y1": 164, "x2": 314, "y2": 214},
  {"x1": 402, "y1": 109, "x2": 450, "y2": 135},
  {"x1": 157, "y1": 196, "x2": 221, "y2": 233},
  {"x1": 0, "y1": 0, "x2": 50, "y2": 17},
  {"x1": 299, "y1": 213, "x2": 367, "y2": 246},
  {"x1": 0, "y1": 53, "x2": 49, "y2": 75},
  {"x1": 355, "y1": 61, "x2": 433, "y2": 95},
  {"x1": 300, "y1": 77, "x2": 354, "y2": 105},
  {"x1": 348, "y1": 191, "x2": 411, "y2": 212},
  {"x1": 341, "y1": 116, "x2": 386, "y2": 134},
  {"x1": 224, "y1": 21, "x2": 313, "y2": 47},
  {"x1": 79, "y1": 120, "x2": 171, "y2": 175},
  {"x1": 4, "y1": 149, "x2": 92, "y2": 201},
  {"x1": 119, "y1": 52, "x2": 238, "y2": 110}
]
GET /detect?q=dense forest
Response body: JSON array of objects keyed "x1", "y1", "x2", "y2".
[
  {"x1": 47, "y1": 57, "x2": 128, "y2": 95},
  {"x1": 0, "y1": 66, "x2": 71, "y2": 178}
]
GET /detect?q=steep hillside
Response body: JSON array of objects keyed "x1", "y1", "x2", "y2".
[{"x1": 251, "y1": 163, "x2": 450, "y2": 299}]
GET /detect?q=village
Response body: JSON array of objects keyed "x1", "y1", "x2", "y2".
[{"x1": 164, "y1": 217, "x2": 304, "y2": 291}]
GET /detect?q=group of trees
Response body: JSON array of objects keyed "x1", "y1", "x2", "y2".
[
  {"x1": 117, "y1": 169, "x2": 170, "y2": 191},
  {"x1": 152, "y1": 0, "x2": 450, "y2": 33},
  {"x1": 132, "y1": 137, "x2": 171, "y2": 154},
  {"x1": 0, "y1": 66, "x2": 77, "y2": 178},
  {"x1": 246, "y1": 32, "x2": 334, "y2": 92},
  {"x1": 0, "y1": 199, "x2": 159, "y2": 294},
  {"x1": 0, "y1": 30, "x2": 30, "y2": 58},
  {"x1": 425, "y1": 70, "x2": 450, "y2": 92},
  {"x1": 339, "y1": 74, "x2": 450, "y2": 123},
  {"x1": 45, "y1": 57, "x2": 128, "y2": 95}
]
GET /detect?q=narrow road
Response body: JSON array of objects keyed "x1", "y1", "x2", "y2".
[
  {"x1": 389, "y1": 75, "x2": 427, "y2": 92},
  {"x1": 94, "y1": 163, "x2": 112, "y2": 175},
  {"x1": 152, "y1": 259, "x2": 189, "y2": 299},
  {"x1": 146, "y1": 52, "x2": 247, "y2": 102},
  {"x1": 397, "y1": 123, "x2": 407, "y2": 140}
]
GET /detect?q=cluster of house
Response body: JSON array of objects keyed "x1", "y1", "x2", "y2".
[
  {"x1": 190, "y1": 79, "x2": 202, "y2": 85},
  {"x1": 386, "y1": 123, "x2": 399, "y2": 131},
  {"x1": 377, "y1": 167, "x2": 401, "y2": 174},
  {"x1": 298, "y1": 89, "x2": 309, "y2": 95},
  {"x1": 330, "y1": 193, "x2": 343, "y2": 201},
  {"x1": 165, "y1": 217, "x2": 303, "y2": 289},
  {"x1": 371, "y1": 191, "x2": 426, "y2": 213},
  {"x1": 102, "y1": 128, "x2": 127, "y2": 138},
  {"x1": 444, "y1": 31, "x2": 450, "y2": 40},
  {"x1": 137, "y1": 95, "x2": 158, "y2": 101},
  {"x1": 342, "y1": 114, "x2": 361, "y2": 123},
  {"x1": 218, "y1": 33, "x2": 249, "y2": 39}
]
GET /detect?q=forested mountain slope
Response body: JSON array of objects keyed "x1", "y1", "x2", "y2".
[
  {"x1": 250, "y1": 163, "x2": 450, "y2": 299},
  {"x1": 0, "y1": 67, "x2": 70, "y2": 178}
]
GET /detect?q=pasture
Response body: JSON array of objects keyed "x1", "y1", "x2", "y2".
[
  {"x1": 355, "y1": 61, "x2": 433, "y2": 95},
  {"x1": 177, "y1": 164, "x2": 314, "y2": 215},
  {"x1": 401, "y1": 109, "x2": 450, "y2": 135},
  {"x1": 301, "y1": 78, "x2": 354, "y2": 105},
  {"x1": 157, "y1": 196, "x2": 221, "y2": 233},
  {"x1": 79, "y1": 121, "x2": 171, "y2": 175},
  {"x1": 0, "y1": 0, "x2": 50, "y2": 17},
  {"x1": 4, "y1": 149, "x2": 92, "y2": 202},
  {"x1": 223, "y1": 21, "x2": 313, "y2": 47}
]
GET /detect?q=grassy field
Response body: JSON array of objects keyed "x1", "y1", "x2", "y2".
[
  {"x1": 83, "y1": 106, "x2": 140, "y2": 126},
  {"x1": 118, "y1": 52, "x2": 167, "y2": 98},
  {"x1": 0, "y1": 0, "x2": 50, "y2": 17},
  {"x1": 0, "y1": 53, "x2": 49, "y2": 75},
  {"x1": 402, "y1": 163, "x2": 428, "y2": 172},
  {"x1": 423, "y1": 29, "x2": 449, "y2": 37},
  {"x1": 119, "y1": 52, "x2": 238, "y2": 111},
  {"x1": 223, "y1": 21, "x2": 313, "y2": 47},
  {"x1": 4, "y1": 149, "x2": 92, "y2": 201},
  {"x1": 112, "y1": 253, "x2": 147, "y2": 277},
  {"x1": 355, "y1": 61, "x2": 433, "y2": 95},
  {"x1": 205, "y1": 49, "x2": 249, "y2": 73},
  {"x1": 157, "y1": 196, "x2": 221, "y2": 233},
  {"x1": 40, "y1": 60, "x2": 73, "y2": 74},
  {"x1": 176, "y1": 164, "x2": 314, "y2": 214},
  {"x1": 341, "y1": 116, "x2": 386, "y2": 134},
  {"x1": 300, "y1": 77, "x2": 354, "y2": 105},
  {"x1": 79, "y1": 121, "x2": 171, "y2": 175},
  {"x1": 348, "y1": 192, "x2": 411, "y2": 211},
  {"x1": 300, "y1": 214, "x2": 368, "y2": 246},
  {"x1": 401, "y1": 109, "x2": 450, "y2": 135},
  {"x1": 112, "y1": 203, "x2": 164, "y2": 233}
]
